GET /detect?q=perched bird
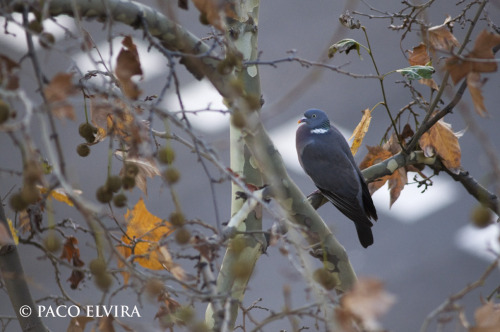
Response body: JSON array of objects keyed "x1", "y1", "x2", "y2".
[{"x1": 296, "y1": 109, "x2": 378, "y2": 248}]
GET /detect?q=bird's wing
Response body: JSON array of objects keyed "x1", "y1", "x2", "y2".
[
  {"x1": 318, "y1": 186, "x2": 373, "y2": 227},
  {"x1": 300, "y1": 140, "x2": 372, "y2": 224},
  {"x1": 331, "y1": 126, "x2": 378, "y2": 221},
  {"x1": 299, "y1": 130, "x2": 374, "y2": 226},
  {"x1": 358, "y1": 169, "x2": 378, "y2": 221}
]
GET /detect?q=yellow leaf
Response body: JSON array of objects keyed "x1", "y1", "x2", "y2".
[
  {"x1": 38, "y1": 186, "x2": 79, "y2": 207},
  {"x1": 6, "y1": 218, "x2": 18, "y2": 245},
  {"x1": 121, "y1": 198, "x2": 173, "y2": 271},
  {"x1": 349, "y1": 109, "x2": 372, "y2": 156}
]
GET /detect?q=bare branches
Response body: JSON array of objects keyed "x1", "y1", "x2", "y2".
[
  {"x1": 245, "y1": 52, "x2": 382, "y2": 80},
  {"x1": 420, "y1": 258, "x2": 500, "y2": 332},
  {"x1": 1, "y1": 0, "x2": 499, "y2": 331}
]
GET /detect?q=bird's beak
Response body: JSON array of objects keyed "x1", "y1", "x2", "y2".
[{"x1": 298, "y1": 117, "x2": 306, "y2": 124}]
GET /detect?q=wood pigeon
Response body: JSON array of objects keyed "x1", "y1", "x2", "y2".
[{"x1": 296, "y1": 109, "x2": 378, "y2": 248}]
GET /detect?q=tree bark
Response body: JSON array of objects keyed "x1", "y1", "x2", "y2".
[
  {"x1": 0, "y1": 201, "x2": 49, "y2": 332},
  {"x1": 205, "y1": 2, "x2": 265, "y2": 330}
]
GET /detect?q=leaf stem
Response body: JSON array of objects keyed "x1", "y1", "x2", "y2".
[
  {"x1": 370, "y1": 101, "x2": 385, "y2": 113},
  {"x1": 361, "y1": 26, "x2": 400, "y2": 141}
]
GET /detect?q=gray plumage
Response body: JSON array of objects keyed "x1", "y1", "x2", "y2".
[{"x1": 296, "y1": 109, "x2": 378, "y2": 248}]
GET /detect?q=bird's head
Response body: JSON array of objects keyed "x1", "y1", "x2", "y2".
[{"x1": 298, "y1": 109, "x2": 330, "y2": 134}]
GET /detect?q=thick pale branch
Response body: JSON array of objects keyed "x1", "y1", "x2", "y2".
[
  {"x1": 0, "y1": 200, "x2": 49, "y2": 332},
  {"x1": 14, "y1": 0, "x2": 218, "y2": 80},
  {"x1": 243, "y1": 116, "x2": 357, "y2": 292}
]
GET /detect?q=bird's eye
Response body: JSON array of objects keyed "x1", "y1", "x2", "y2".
[{"x1": 312, "y1": 114, "x2": 316, "y2": 118}]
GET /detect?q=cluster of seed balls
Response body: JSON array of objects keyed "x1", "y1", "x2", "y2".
[
  {"x1": 95, "y1": 166, "x2": 137, "y2": 208},
  {"x1": 76, "y1": 122, "x2": 97, "y2": 157}
]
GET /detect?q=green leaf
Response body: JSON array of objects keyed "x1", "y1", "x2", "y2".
[
  {"x1": 328, "y1": 39, "x2": 363, "y2": 58},
  {"x1": 396, "y1": 65, "x2": 435, "y2": 80}
]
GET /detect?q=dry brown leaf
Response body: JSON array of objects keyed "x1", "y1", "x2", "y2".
[
  {"x1": 428, "y1": 16, "x2": 460, "y2": 52},
  {"x1": 155, "y1": 297, "x2": 182, "y2": 329},
  {"x1": 90, "y1": 94, "x2": 113, "y2": 131},
  {"x1": 383, "y1": 132, "x2": 402, "y2": 155},
  {"x1": 401, "y1": 123, "x2": 415, "y2": 141},
  {"x1": 90, "y1": 94, "x2": 146, "y2": 146},
  {"x1": 359, "y1": 146, "x2": 394, "y2": 195},
  {"x1": 467, "y1": 72, "x2": 487, "y2": 116},
  {"x1": 406, "y1": 44, "x2": 440, "y2": 90},
  {"x1": 381, "y1": 134, "x2": 407, "y2": 206},
  {"x1": 115, "y1": 36, "x2": 143, "y2": 100},
  {"x1": 419, "y1": 119, "x2": 461, "y2": 173},
  {"x1": 360, "y1": 138, "x2": 408, "y2": 207},
  {"x1": 119, "y1": 198, "x2": 173, "y2": 275},
  {"x1": 67, "y1": 316, "x2": 94, "y2": 332},
  {"x1": 470, "y1": 301, "x2": 500, "y2": 332},
  {"x1": 80, "y1": 29, "x2": 94, "y2": 52},
  {"x1": 468, "y1": 30, "x2": 500, "y2": 73},
  {"x1": 117, "y1": 154, "x2": 161, "y2": 195},
  {"x1": 191, "y1": 235, "x2": 216, "y2": 261},
  {"x1": 349, "y1": 109, "x2": 372, "y2": 156},
  {"x1": 44, "y1": 72, "x2": 78, "y2": 120},
  {"x1": 158, "y1": 246, "x2": 187, "y2": 281},
  {"x1": 98, "y1": 315, "x2": 115, "y2": 332},
  {"x1": 339, "y1": 278, "x2": 396, "y2": 331},
  {"x1": 68, "y1": 254, "x2": 85, "y2": 289},
  {"x1": 408, "y1": 43, "x2": 430, "y2": 66},
  {"x1": 0, "y1": 54, "x2": 20, "y2": 90},
  {"x1": 60, "y1": 236, "x2": 80, "y2": 262},
  {"x1": 192, "y1": 0, "x2": 237, "y2": 31},
  {"x1": 19, "y1": 211, "x2": 31, "y2": 234},
  {"x1": 446, "y1": 30, "x2": 500, "y2": 85},
  {"x1": 388, "y1": 168, "x2": 407, "y2": 207}
]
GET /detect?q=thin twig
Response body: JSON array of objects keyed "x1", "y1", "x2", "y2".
[{"x1": 420, "y1": 259, "x2": 499, "y2": 332}]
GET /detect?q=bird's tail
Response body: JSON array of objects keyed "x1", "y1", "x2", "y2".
[{"x1": 355, "y1": 223, "x2": 374, "y2": 248}]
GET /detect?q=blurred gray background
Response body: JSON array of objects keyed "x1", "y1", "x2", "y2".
[{"x1": 1, "y1": 0, "x2": 500, "y2": 331}]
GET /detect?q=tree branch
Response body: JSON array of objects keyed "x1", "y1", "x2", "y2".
[
  {"x1": 420, "y1": 258, "x2": 499, "y2": 332},
  {"x1": 308, "y1": 150, "x2": 500, "y2": 215},
  {"x1": 0, "y1": 200, "x2": 49, "y2": 332},
  {"x1": 13, "y1": 0, "x2": 219, "y2": 81}
]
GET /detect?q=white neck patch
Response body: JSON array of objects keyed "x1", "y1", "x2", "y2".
[{"x1": 310, "y1": 128, "x2": 329, "y2": 134}]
